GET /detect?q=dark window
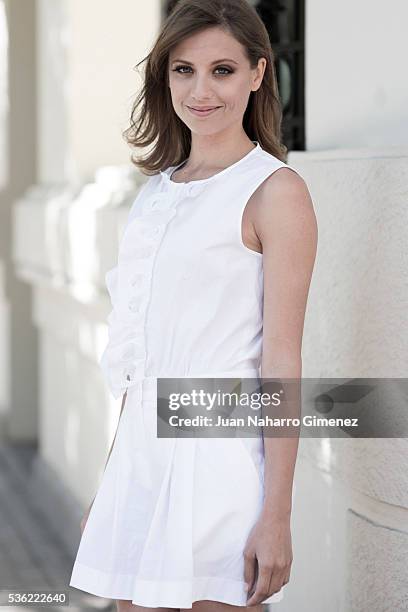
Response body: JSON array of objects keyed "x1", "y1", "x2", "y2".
[{"x1": 254, "y1": 0, "x2": 305, "y2": 150}]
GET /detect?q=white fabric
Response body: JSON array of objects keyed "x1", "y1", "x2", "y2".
[{"x1": 69, "y1": 141, "x2": 301, "y2": 608}]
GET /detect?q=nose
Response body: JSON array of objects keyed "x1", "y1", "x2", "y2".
[{"x1": 190, "y1": 74, "x2": 214, "y2": 101}]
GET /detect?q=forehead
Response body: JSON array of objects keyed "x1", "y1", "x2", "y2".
[{"x1": 169, "y1": 26, "x2": 246, "y2": 61}]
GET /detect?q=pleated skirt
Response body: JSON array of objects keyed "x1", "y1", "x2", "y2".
[{"x1": 69, "y1": 379, "x2": 287, "y2": 607}]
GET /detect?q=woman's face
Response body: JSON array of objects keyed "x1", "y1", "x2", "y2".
[{"x1": 168, "y1": 26, "x2": 265, "y2": 137}]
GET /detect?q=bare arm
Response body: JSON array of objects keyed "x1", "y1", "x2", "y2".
[
  {"x1": 259, "y1": 168, "x2": 317, "y2": 517},
  {"x1": 244, "y1": 168, "x2": 318, "y2": 605}
]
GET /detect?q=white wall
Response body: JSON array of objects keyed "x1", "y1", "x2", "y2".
[
  {"x1": 0, "y1": 0, "x2": 8, "y2": 190},
  {"x1": 282, "y1": 146, "x2": 408, "y2": 611},
  {"x1": 307, "y1": 0, "x2": 408, "y2": 150},
  {"x1": 37, "y1": 0, "x2": 161, "y2": 184}
]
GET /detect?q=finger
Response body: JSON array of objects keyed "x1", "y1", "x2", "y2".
[
  {"x1": 267, "y1": 568, "x2": 289, "y2": 599},
  {"x1": 243, "y1": 550, "x2": 256, "y2": 595},
  {"x1": 246, "y1": 563, "x2": 272, "y2": 606},
  {"x1": 281, "y1": 569, "x2": 290, "y2": 586}
]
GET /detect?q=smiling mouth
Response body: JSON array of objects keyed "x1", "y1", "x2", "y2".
[
  {"x1": 186, "y1": 106, "x2": 222, "y2": 116},
  {"x1": 189, "y1": 106, "x2": 220, "y2": 111}
]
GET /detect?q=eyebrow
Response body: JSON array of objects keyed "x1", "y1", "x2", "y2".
[{"x1": 171, "y1": 58, "x2": 239, "y2": 65}]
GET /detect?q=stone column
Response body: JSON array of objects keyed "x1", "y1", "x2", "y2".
[
  {"x1": 0, "y1": 0, "x2": 38, "y2": 441},
  {"x1": 9, "y1": 0, "x2": 160, "y2": 499}
]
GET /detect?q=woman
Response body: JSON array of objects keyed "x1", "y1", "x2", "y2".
[{"x1": 69, "y1": 1, "x2": 317, "y2": 610}]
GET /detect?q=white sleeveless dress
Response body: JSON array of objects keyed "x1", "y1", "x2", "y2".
[{"x1": 69, "y1": 141, "x2": 301, "y2": 608}]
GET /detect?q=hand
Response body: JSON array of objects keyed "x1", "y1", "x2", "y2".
[
  {"x1": 243, "y1": 510, "x2": 293, "y2": 606},
  {"x1": 80, "y1": 499, "x2": 95, "y2": 535}
]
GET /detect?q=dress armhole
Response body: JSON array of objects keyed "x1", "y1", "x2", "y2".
[{"x1": 237, "y1": 162, "x2": 306, "y2": 258}]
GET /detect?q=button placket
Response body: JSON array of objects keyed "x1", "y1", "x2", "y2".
[
  {"x1": 105, "y1": 168, "x2": 212, "y2": 399},
  {"x1": 128, "y1": 298, "x2": 141, "y2": 313},
  {"x1": 141, "y1": 192, "x2": 172, "y2": 215},
  {"x1": 145, "y1": 226, "x2": 161, "y2": 239},
  {"x1": 130, "y1": 272, "x2": 146, "y2": 287},
  {"x1": 101, "y1": 184, "x2": 181, "y2": 398}
]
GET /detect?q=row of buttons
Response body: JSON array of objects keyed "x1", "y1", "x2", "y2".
[
  {"x1": 102, "y1": 176, "x2": 207, "y2": 398},
  {"x1": 120, "y1": 188, "x2": 179, "y2": 388}
]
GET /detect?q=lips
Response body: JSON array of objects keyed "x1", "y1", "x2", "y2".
[
  {"x1": 186, "y1": 105, "x2": 221, "y2": 117},
  {"x1": 189, "y1": 106, "x2": 219, "y2": 111}
]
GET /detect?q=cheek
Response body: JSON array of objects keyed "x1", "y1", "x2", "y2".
[
  {"x1": 220, "y1": 78, "x2": 250, "y2": 108},
  {"x1": 168, "y1": 76, "x2": 185, "y2": 101},
  {"x1": 222, "y1": 94, "x2": 248, "y2": 115}
]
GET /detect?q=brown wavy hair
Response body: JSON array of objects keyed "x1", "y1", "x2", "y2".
[{"x1": 122, "y1": 0, "x2": 287, "y2": 175}]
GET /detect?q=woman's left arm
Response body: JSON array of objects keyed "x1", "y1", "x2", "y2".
[{"x1": 244, "y1": 167, "x2": 318, "y2": 605}]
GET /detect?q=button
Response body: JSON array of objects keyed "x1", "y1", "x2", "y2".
[
  {"x1": 128, "y1": 298, "x2": 141, "y2": 313},
  {"x1": 146, "y1": 226, "x2": 161, "y2": 238},
  {"x1": 131, "y1": 273, "x2": 145, "y2": 287},
  {"x1": 142, "y1": 193, "x2": 170, "y2": 214},
  {"x1": 122, "y1": 346, "x2": 135, "y2": 360},
  {"x1": 187, "y1": 183, "x2": 204, "y2": 197}
]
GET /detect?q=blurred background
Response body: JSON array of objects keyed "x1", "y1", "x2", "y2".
[{"x1": 0, "y1": 0, "x2": 407, "y2": 610}]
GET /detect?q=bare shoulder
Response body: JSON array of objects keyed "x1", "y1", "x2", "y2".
[
  {"x1": 253, "y1": 167, "x2": 313, "y2": 216},
  {"x1": 251, "y1": 167, "x2": 317, "y2": 245}
]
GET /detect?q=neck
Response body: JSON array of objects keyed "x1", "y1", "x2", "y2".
[{"x1": 184, "y1": 134, "x2": 256, "y2": 174}]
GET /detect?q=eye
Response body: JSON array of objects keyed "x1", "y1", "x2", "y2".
[
  {"x1": 215, "y1": 66, "x2": 233, "y2": 75},
  {"x1": 172, "y1": 65, "x2": 192, "y2": 74},
  {"x1": 172, "y1": 65, "x2": 233, "y2": 76}
]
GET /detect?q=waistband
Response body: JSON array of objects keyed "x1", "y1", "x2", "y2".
[{"x1": 131, "y1": 369, "x2": 261, "y2": 402}]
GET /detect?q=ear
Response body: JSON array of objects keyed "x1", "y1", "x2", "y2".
[{"x1": 251, "y1": 57, "x2": 267, "y2": 92}]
